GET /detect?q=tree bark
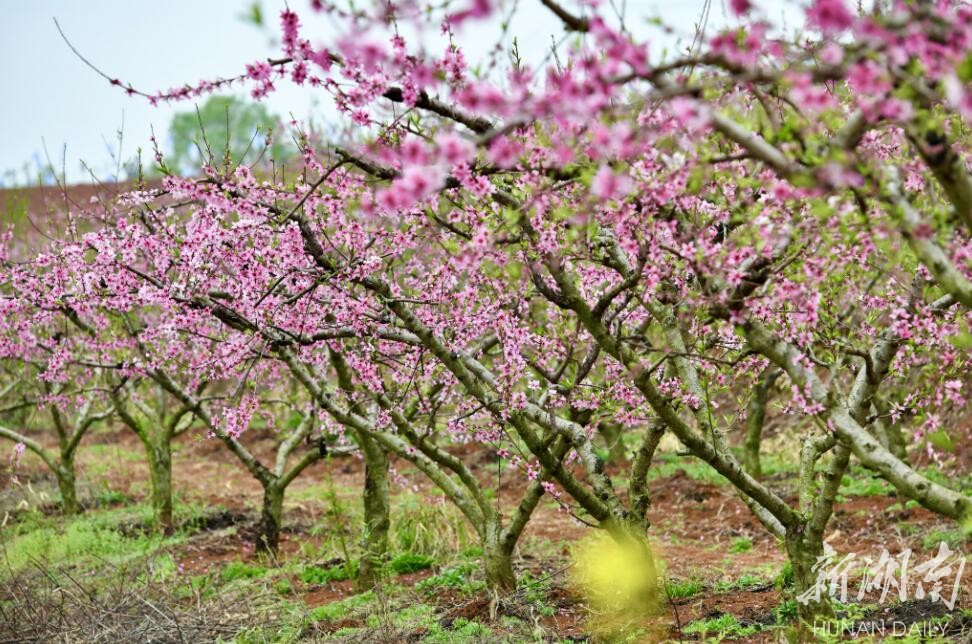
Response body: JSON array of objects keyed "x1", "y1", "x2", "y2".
[
  {"x1": 744, "y1": 369, "x2": 779, "y2": 479},
  {"x1": 483, "y1": 522, "x2": 516, "y2": 593},
  {"x1": 146, "y1": 441, "x2": 174, "y2": 532},
  {"x1": 256, "y1": 482, "x2": 285, "y2": 555},
  {"x1": 785, "y1": 529, "x2": 834, "y2": 623},
  {"x1": 356, "y1": 436, "x2": 390, "y2": 591},
  {"x1": 872, "y1": 415, "x2": 907, "y2": 462},
  {"x1": 55, "y1": 461, "x2": 80, "y2": 515}
]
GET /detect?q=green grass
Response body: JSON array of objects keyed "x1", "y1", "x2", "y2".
[
  {"x1": 728, "y1": 537, "x2": 753, "y2": 553},
  {"x1": 776, "y1": 561, "x2": 794, "y2": 589},
  {"x1": 94, "y1": 488, "x2": 133, "y2": 506},
  {"x1": 299, "y1": 560, "x2": 359, "y2": 584},
  {"x1": 85, "y1": 444, "x2": 144, "y2": 462},
  {"x1": 518, "y1": 571, "x2": 556, "y2": 616},
  {"x1": 922, "y1": 528, "x2": 967, "y2": 550},
  {"x1": 839, "y1": 472, "x2": 894, "y2": 498},
  {"x1": 666, "y1": 577, "x2": 703, "y2": 599},
  {"x1": 758, "y1": 452, "x2": 800, "y2": 477},
  {"x1": 0, "y1": 505, "x2": 183, "y2": 575},
  {"x1": 416, "y1": 562, "x2": 484, "y2": 594},
  {"x1": 648, "y1": 453, "x2": 725, "y2": 485},
  {"x1": 683, "y1": 613, "x2": 759, "y2": 639},
  {"x1": 391, "y1": 492, "x2": 474, "y2": 557},
  {"x1": 919, "y1": 467, "x2": 972, "y2": 497},
  {"x1": 714, "y1": 572, "x2": 769, "y2": 592},
  {"x1": 221, "y1": 561, "x2": 268, "y2": 582},
  {"x1": 274, "y1": 578, "x2": 294, "y2": 595},
  {"x1": 388, "y1": 552, "x2": 435, "y2": 575},
  {"x1": 328, "y1": 602, "x2": 493, "y2": 643},
  {"x1": 307, "y1": 591, "x2": 375, "y2": 622}
]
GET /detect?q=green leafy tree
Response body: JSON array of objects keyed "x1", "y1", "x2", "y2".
[{"x1": 166, "y1": 95, "x2": 291, "y2": 175}]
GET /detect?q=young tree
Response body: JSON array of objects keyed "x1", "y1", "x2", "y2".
[{"x1": 0, "y1": 377, "x2": 112, "y2": 515}]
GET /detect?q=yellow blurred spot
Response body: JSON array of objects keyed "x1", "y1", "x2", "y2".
[{"x1": 571, "y1": 530, "x2": 665, "y2": 639}]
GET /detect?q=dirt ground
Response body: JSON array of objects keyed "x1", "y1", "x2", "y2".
[{"x1": 1, "y1": 423, "x2": 969, "y2": 642}]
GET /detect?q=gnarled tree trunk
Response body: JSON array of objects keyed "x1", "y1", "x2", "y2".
[
  {"x1": 145, "y1": 439, "x2": 174, "y2": 532},
  {"x1": 785, "y1": 529, "x2": 835, "y2": 623},
  {"x1": 256, "y1": 482, "x2": 285, "y2": 555},
  {"x1": 483, "y1": 521, "x2": 516, "y2": 593},
  {"x1": 356, "y1": 436, "x2": 390, "y2": 590},
  {"x1": 55, "y1": 460, "x2": 80, "y2": 515}
]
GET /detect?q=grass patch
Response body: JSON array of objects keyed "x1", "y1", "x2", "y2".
[
  {"x1": 683, "y1": 613, "x2": 759, "y2": 638},
  {"x1": 391, "y1": 493, "x2": 474, "y2": 557},
  {"x1": 519, "y1": 571, "x2": 556, "y2": 616},
  {"x1": 221, "y1": 561, "x2": 268, "y2": 582},
  {"x1": 388, "y1": 552, "x2": 435, "y2": 575},
  {"x1": 666, "y1": 577, "x2": 703, "y2": 599},
  {"x1": 426, "y1": 617, "x2": 493, "y2": 643},
  {"x1": 714, "y1": 572, "x2": 769, "y2": 592},
  {"x1": 307, "y1": 591, "x2": 375, "y2": 622},
  {"x1": 85, "y1": 444, "x2": 144, "y2": 462},
  {"x1": 922, "y1": 528, "x2": 967, "y2": 550},
  {"x1": 839, "y1": 465, "x2": 894, "y2": 498},
  {"x1": 0, "y1": 505, "x2": 181, "y2": 575},
  {"x1": 300, "y1": 560, "x2": 358, "y2": 584},
  {"x1": 648, "y1": 453, "x2": 724, "y2": 485},
  {"x1": 416, "y1": 562, "x2": 484, "y2": 594},
  {"x1": 728, "y1": 537, "x2": 753, "y2": 553}
]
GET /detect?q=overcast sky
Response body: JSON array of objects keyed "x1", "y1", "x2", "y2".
[{"x1": 1, "y1": 1, "x2": 803, "y2": 186}]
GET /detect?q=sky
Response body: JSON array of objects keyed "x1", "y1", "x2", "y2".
[{"x1": 0, "y1": 0, "x2": 804, "y2": 186}]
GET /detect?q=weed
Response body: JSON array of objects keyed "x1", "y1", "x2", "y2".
[
  {"x1": 775, "y1": 599, "x2": 798, "y2": 623},
  {"x1": 666, "y1": 577, "x2": 703, "y2": 598},
  {"x1": 388, "y1": 552, "x2": 435, "y2": 575},
  {"x1": 714, "y1": 573, "x2": 768, "y2": 592},
  {"x1": 392, "y1": 493, "x2": 473, "y2": 557},
  {"x1": 0, "y1": 506, "x2": 176, "y2": 574},
  {"x1": 417, "y1": 562, "x2": 484, "y2": 594},
  {"x1": 221, "y1": 561, "x2": 268, "y2": 582},
  {"x1": 375, "y1": 603, "x2": 436, "y2": 628},
  {"x1": 683, "y1": 613, "x2": 759, "y2": 638},
  {"x1": 307, "y1": 591, "x2": 375, "y2": 622},
  {"x1": 518, "y1": 571, "x2": 557, "y2": 616},
  {"x1": 426, "y1": 617, "x2": 493, "y2": 642},
  {"x1": 146, "y1": 553, "x2": 177, "y2": 583},
  {"x1": 300, "y1": 560, "x2": 359, "y2": 584},
  {"x1": 94, "y1": 488, "x2": 132, "y2": 506},
  {"x1": 648, "y1": 453, "x2": 724, "y2": 485},
  {"x1": 759, "y1": 452, "x2": 800, "y2": 477},
  {"x1": 728, "y1": 537, "x2": 753, "y2": 553},
  {"x1": 922, "y1": 529, "x2": 967, "y2": 550},
  {"x1": 840, "y1": 466, "x2": 893, "y2": 497}
]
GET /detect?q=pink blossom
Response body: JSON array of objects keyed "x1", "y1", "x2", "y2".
[
  {"x1": 436, "y1": 133, "x2": 475, "y2": 166},
  {"x1": 590, "y1": 165, "x2": 633, "y2": 200},
  {"x1": 486, "y1": 137, "x2": 522, "y2": 169},
  {"x1": 806, "y1": 0, "x2": 855, "y2": 34},
  {"x1": 730, "y1": 0, "x2": 752, "y2": 17},
  {"x1": 669, "y1": 97, "x2": 710, "y2": 131},
  {"x1": 944, "y1": 76, "x2": 972, "y2": 120}
]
